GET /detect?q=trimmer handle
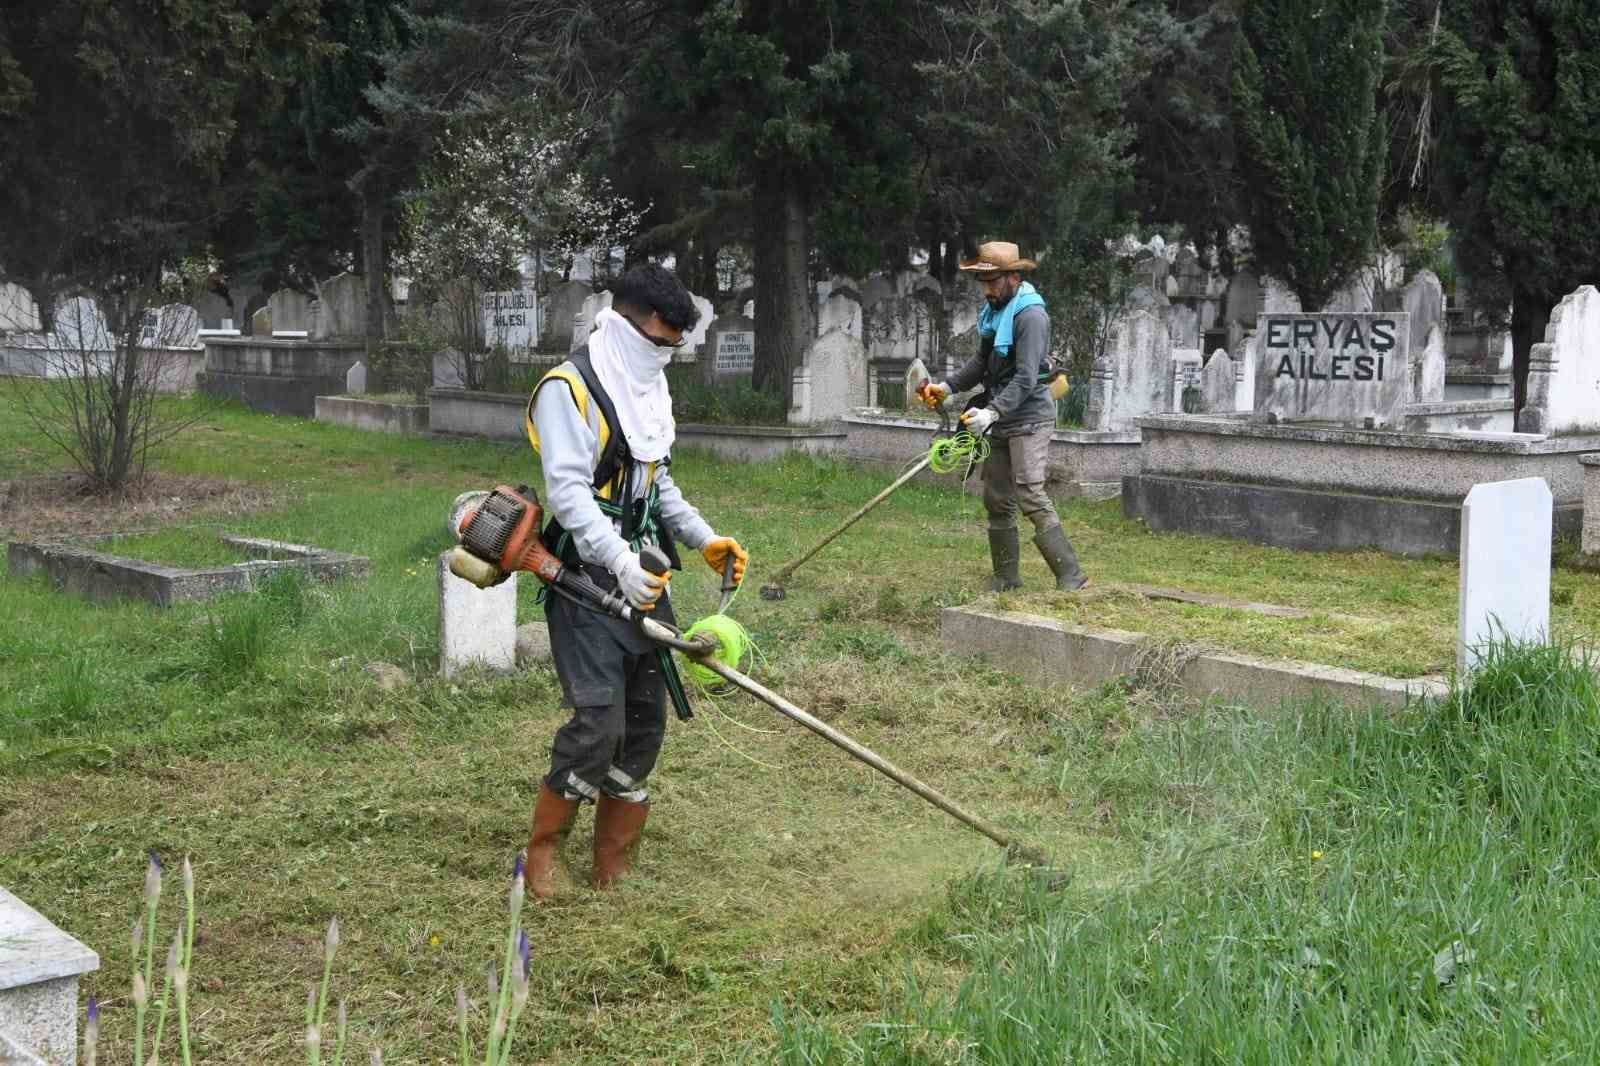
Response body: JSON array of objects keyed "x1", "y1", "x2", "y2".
[{"x1": 639, "y1": 544, "x2": 672, "y2": 578}]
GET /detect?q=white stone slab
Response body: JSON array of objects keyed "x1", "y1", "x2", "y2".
[
  {"x1": 1457, "y1": 477, "x2": 1551, "y2": 674},
  {"x1": 1255, "y1": 311, "x2": 1412, "y2": 425},
  {"x1": 438, "y1": 552, "x2": 517, "y2": 677},
  {"x1": 0, "y1": 887, "x2": 98, "y2": 1066},
  {"x1": 1521, "y1": 285, "x2": 1600, "y2": 435},
  {"x1": 345, "y1": 360, "x2": 367, "y2": 395},
  {"x1": 789, "y1": 328, "x2": 866, "y2": 424},
  {"x1": 272, "y1": 330, "x2": 310, "y2": 339}
]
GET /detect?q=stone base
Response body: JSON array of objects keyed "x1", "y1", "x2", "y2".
[
  {"x1": 315, "y1": 395, "x2": 429, "y2": 434},
  {"x1": 200, "y1": 337, "x2": 366, "y2": 417},
  {"x1": 1122, "y1": 473, "x2": 1581, "y2": 557}
]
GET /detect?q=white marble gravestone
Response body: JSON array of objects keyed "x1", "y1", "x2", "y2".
[
  {"x1": 790, "y1": 328, "x2": 867, "y2": 424},
  {"x1": 1519, "y1": 285, "x2": 1600, "y2": 435},
  {"x1": 345, "y1": 360, "x2": 368, "y2": 395},
  {"x1": 438, "y1": 552, "x2": 517, "y2": 677},
  {"x1": 0, "y1": 887, "x2": 99, "y2": 1066},
  {"x1": 1457, "y1": 477, "x2": 1552, "y2": 674},
  {"x1": 1254, "y1": 311, "x2": 1412, "y2": 425}
]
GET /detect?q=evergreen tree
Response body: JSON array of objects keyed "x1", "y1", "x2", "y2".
[
  {"x1": 1232, "y1": 0, "x2": 1387, "y2": 310},
  {"x1": 1432, "y1": 0, "x2": 1600, "y2": 414}
]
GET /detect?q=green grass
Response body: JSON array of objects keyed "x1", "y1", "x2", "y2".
[
  {"x1": 7, "y1": 382, "x2": 1600, "y2": 1062},
  {"x1": 775, "y1": 640, "x2": 1600, "y2": 1063}
]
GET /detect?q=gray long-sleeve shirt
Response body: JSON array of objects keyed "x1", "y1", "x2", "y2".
[
  {"x1": 532, "y1": 372, "x2": 715, "y2": 572},
  {"x1": 945, "y1": 303, "x2": 1056, "y2": 436}
]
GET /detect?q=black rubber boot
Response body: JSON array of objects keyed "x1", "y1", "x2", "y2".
[
  {"x1": 1034, "y1": 523, "x2": 1088, "y2": 591},
  {"x1": 987, "y1": 527, "x2": 1022, "y2": 592}
]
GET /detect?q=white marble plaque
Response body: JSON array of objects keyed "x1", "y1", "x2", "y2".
[
  {"x1": 715, "y1": 330, "x2": 755, "y2": 372},
  {"x1": 1458, "y1": 477, "x2": 1551, "y2": 674}
]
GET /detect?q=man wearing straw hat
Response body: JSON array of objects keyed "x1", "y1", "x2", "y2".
[{"x1": 917, "y1": 241, "x2": 1087, "y2": 593}]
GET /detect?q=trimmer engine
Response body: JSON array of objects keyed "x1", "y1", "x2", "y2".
[{"x1": 450, "y1": 484, "x2": 561, "y2": 587}]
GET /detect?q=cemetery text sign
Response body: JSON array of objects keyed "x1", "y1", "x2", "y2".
[
  {"x1": 715, "y1": 330, "x2": 755, "y2": 373},
  {"x1": 483, "y1": 289, "x2": 538, "y2": 357},
  {"x1": 1255, "y1": 312, "x2": 1411, "y2": 425}
]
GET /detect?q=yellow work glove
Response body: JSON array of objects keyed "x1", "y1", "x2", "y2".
[
  {"x1": 917, "y1": 381, "x2": 950, "y2": 410},
  {"x1": 701, "y1": 537, "x2": 748, "y2": 584},
  {"x1": 1049, "y1": 372, "x2": 1071, "y2": 402}
]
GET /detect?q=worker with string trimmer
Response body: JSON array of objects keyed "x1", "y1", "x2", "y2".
[
  {"x1": 513, "y1": 264, "x2": 748, "y2": 898},
  {"x1": 917, "y1": 241, "x2": 1088, "y2": 593}
]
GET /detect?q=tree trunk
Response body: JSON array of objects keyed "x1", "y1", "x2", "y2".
[
  {"x1": 361, "y1": 182, "x2": 388, "y2": 356},
  {"x1": 751, "y1": 165, "x2": 812, "y2": 405},
  {"x1": 1510, "y1": 286, "x2": 1548, "y2": 418}
]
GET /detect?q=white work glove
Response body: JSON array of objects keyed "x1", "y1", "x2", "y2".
[
  {"x1": 960, "y1": 407, "x2": 998, "y2": 435},
  {"x1": 612, "y1": 551, "x2": 668, "y2": 611}
]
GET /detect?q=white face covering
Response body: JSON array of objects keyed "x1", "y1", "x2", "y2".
[{"x1": 586, "y1": 307, "x2": 676, "y2": 463}]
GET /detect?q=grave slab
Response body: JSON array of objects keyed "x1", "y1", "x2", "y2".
[
  {"x1": 1458, "y1": 478, "x2": 1551, "y2": 673},
  {"x1": 1, "y1": 887, "x2": 98, "y2": 1066}
]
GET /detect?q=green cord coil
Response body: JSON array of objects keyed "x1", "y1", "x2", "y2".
[{"x1": 928, "y1": 431, "x2": 992, "y2": 474}]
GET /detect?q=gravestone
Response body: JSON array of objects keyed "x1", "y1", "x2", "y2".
[
  {"x1": 1198, "y1": 348, "x2": 1237, "y2": 414},
  {"x1": 1519, "y1": 285, "x2": 1600, "y2": 435},
  {"x1": 1254, "y1": 311, "x2": 1412, "y2": 425},
  {"x1": 141, "y1": 303, "x2": 202, "y2": 349},
  {"x1": 680, "y1": 293, "x2": 715, "y2": 359},
  {"x1": 1171, "y1": 348, "x2": 1203, "y2": 413},
  {"x1": 345, "y1": 360, "x2": 367, "y2": 395},
  {"x1": 438, "y1": 552, "x2": 517, "y2": 677},
  {"x1": 572, "y1": 291, "x2": 614, "y2": 353},
  {"x1": 268, "y1": 288, "x2": 314, "y2": 334},
  {"x1": 482, "y1": 287, "x2": 537, "y2": 357},
  {"x1": 541, "y1": 281, "x2": 592, "y2": 351},
  {"x1": 1401, "y1": 270, "x2": 1445, "y2": 357},
  {"x1": 312, "y1": 273, "x2": 366, "y2": 340},
  {"x1": 1457, "y1": 477, "x2": 1551, "y2": 674},
  {"x1": 432, "y1": 349, "x2": 467, "y2": 389},
  {"x1": 1235, "y1": 333, "x2": 1259, "y2": 413},
  {"x1": 789, "y1": 328, "x2": 867, "y2": 424},
  {"x1": 1412, "y1": 323, "x2": 1446, "y2": 404},
  {"x1": 51, "y1": 296, "x2": 112, "y2": 351},
  {"x1": 702, "y1": 313, "x2": 756, "y2": 383},
  {"x1": 1, "y1": 886, "x2": 99, "y2": 1066},
  {"x1": 251, "y1": 306, "x2": 272, "y2": 337},
  {"x1": 817, "y1": 277, "x2": 863, "y2": 340},
  {"x1": 1083, "y1": 308, "x2": 1171, "y2": 431},
  {"x1": 0, "y1": 282, "x2": 40, "y2": 333}
]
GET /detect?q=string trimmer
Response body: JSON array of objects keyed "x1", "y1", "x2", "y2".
[
  {"x1": 446, "y1": 484, "x2": 1048, "y2": 866},
  {"x1": 758, "y1": 356, "x2": 987, "y2": 600}
]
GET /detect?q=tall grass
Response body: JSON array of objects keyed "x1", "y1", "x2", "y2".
[{"x1": 775, "y1": 639, "x2": 1600, "y2": 1062}]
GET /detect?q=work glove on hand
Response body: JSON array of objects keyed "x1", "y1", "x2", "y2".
[
  {"x1": 701, "y1": 536, "x2": 748, "y2": 584},
  {"x1": 917, "y1": 381, "x2": 950, "y2": 410},
  {"x1": 613, "y1": 552, "x2": 669, "y2": 611},
  {"x1": 960, "y1": 406, "x2": 998, "y2": 435}
]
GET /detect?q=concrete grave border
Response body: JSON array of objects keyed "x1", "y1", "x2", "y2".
[
  {"x1": 941, "y1": 605, "x2": 1447, "y2": 709},
  {"x1": 7, "y1": 535, "x2": 369, "y2": 607}
]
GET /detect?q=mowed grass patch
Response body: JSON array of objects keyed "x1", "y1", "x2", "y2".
[{"x1": 775, "y1": 640, "x2": 1600, "y2": 1063}]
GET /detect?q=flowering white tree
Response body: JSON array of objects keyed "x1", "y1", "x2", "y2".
[{"x1": 395, "y1": 114, "x2": 647, "y2": 385}]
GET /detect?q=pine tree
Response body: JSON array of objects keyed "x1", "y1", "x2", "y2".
[{"x1": 1232, "y1": 0, "x2": 1387, "y2": 310}]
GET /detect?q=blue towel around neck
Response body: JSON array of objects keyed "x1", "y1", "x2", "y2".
[{"x1": 977, "y1": 281, "x2": 1046, "y2": 357}]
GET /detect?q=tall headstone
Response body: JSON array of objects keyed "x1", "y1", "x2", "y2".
[
  {"x1": 250, "y1": 305, "x2": 272, "y2": 337},
  {"x1": 818, "y1": 277, "x2": 863, "y2": 340},
  {"x1": 1083, "y1": 308, "x2": 1171, "y2": 431},
  {"x1": 1171, "y1": 348, "x2": 1203, "y2": 412},
  {"x1": 1254, "y1": 311, "x2": 1412, "y2": 425},
  {"x1": 1519, "y1": 285, "x2": 1600, "y2": 435},
  {"x1": 345, "y1": 360, "x2": 368, "y2": 395},
  {"x1": 438, "y1": 552, "x2": 517, "y2": 677},
  {"x1": 572, "y1": 290, "x2": 614, "y2": 353},
  {"x1": 268, "y1": 288, "x2": 314, "y2": 334},
  {"x1": 1198, "y1": 348, "x2": 1237, "y2": 414},
  {"x1": 789, "y1": 328, "x2": 867, "y2": 424},
  {"x1": 312, "y1": 272, "x2": 366, "y2": 340},
  {"x1": 0, "y1": 282, "x2": 40, "y2": 333},
  {"x1": 1412, "y1": 323, "x2": 1446, "y2": 404},
  {"x1": 1235, "y1": 332, "x2": 1259, "y2": 413},
  {"x1": 541, "y1": 280, "x2": 593, "y2": 352},
  {"x1": 1457, "y1": 477, "x2": 1551, "y2": 674},
  {"x1": 141, "y1": 303, "x2": 201, "y2": 349},
  {"x1": 681, "y1": 293, "x2": 715, "y2": 358}
]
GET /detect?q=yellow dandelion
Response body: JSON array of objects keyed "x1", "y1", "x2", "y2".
[
  {"x1": 1311, "y1": 850, "x2": 1324, "y2": 861},
  {"x1": 429, "y1": 934, "x2": 441, "y2": 947}
]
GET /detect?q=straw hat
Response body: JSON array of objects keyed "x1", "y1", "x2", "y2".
[{"x1": 957, "y1": 241, "x2": 1038, "y2": 275}]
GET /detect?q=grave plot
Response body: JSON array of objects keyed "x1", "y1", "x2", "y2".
[{"x1": 6, "y1": 532, "x2": 368, "y2": 606}]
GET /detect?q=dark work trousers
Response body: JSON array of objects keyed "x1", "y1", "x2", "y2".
[
  {"x1": 543, "y1": 567, "x2": 671, "y2": 804},
  {"x1": 982, "y1": 420, "x2": 1060, "y2": 534}
]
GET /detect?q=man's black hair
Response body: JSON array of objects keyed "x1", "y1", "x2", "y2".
[{"x1": 610, "y1": 263, "x2": 700, "y2": 332}]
